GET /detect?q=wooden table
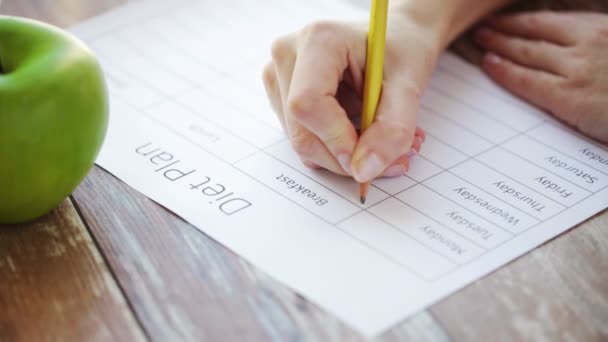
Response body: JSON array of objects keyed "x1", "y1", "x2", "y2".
[{"x1": 1, "y1": 1, "x2": 607, "y2": 341}]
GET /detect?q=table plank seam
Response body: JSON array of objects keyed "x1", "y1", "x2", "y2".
[{"x1": 70, "y1": 195, "x2": 153, "y2": 342}]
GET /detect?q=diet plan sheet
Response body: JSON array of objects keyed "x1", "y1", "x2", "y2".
[{"x1": 70, "y1": 0, "x2": 608, "y2": 336}]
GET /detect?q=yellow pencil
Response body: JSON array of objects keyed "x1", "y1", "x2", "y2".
[{"x1": 360, "y1": 0, "x2": 389, "y2": 204}]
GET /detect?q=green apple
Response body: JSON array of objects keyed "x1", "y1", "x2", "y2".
[{"x1": 0, "y1": 16, "x2": 108, "y2": 224}]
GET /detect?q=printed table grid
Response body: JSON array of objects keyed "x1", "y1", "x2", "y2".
[{"x1": 83, "y1": 0, "x2": 608, "y2": 283}]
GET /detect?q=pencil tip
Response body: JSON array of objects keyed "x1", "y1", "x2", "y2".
[{"x1": 360, "y1": 196, "x2": 366, "y2": 204}]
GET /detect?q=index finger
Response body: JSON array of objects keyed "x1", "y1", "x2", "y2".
[
  {"x1": 487, "y1": 11, "x2": 582, "y2": 46},
  {"x1": 287, "y1": 22, "x2": 362, "y2": 171},
  {"x1": 351, "y1": 78, "x2": 420, "y2": 182}
]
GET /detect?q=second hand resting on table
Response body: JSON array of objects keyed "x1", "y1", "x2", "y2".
[
  {"x1": 262, "y1": 0, "x2": 608, "y2": 183},
  {"x1": 475, "y1": 11, "x2": 608, "y2": 143}
]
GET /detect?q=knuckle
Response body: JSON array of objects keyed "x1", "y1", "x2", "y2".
[
  {"x1": 394, "y1": 78, "x2": 423, "y2": 99},
  {"x1": 598, "y1": 27, "x2": 608, "y2": 40},
  {"x1": 556, "y1": 76, "x2": 570, "y2": 90},
  {"x1": 302, "y1": 20, "x2": 339, "y2": 45},
  {"x1": 287, "y1": 93, "x2": 315, "y2": 120},
  {"x1": 496, "y1": 63, "x2": 527, "y2": 88},
  {"x1": 521, "y1": 14, "x2": 537, "y2": 30},
  {"x1": 321, "y1": 134, "x2": 343, "y2": 151},
  {"x1": 578, "y1": 111, "x2": 605, "y2": 133},
  {"x1": 567, "y1": 59, "x2": 593, "y2": 87},
  {"x1": 304, "y1": 20, "x2": 337, "y2": 36},
  {"x1": 490, "y1": 32, "x2": 505, "y2": 48},
  {"x1": 536, "y1": 10, "x2": 558, "y2": 21},
  {"x1": 513, "y1": 72, "x2": 532, "y2": 89},
  {"x1": 262, "y1": 63, "x2": 276, "y2": 88},
  {"x1": 563, "y1": 76, "x2": 589, "y2": 91},
  {"x1": 290, "y1": 130, "x2": 316, "y2": 160},
  {"x1": 533, "y1": 41, "x2": 551, "y2": 59},
  {"x1": 520, "y1": 43, "x2": 533, "y2": 59},
  {"x1": 566, "y1": 48, "x2": 588, "y2": 76},
  {"x1": 578, "y1": 59, "x2": 594, "y2": 79},
  {"x1": 523, "y1": 11, "x2": 552, "y2": 29},
  {"x1": 322, "y1": 128, "x2": 354, "y2": 151},
  {"x1": 551, "y1": 104, "x2": 580, "y2": 127},
  {"x1": 374, "y1": 120, "x2": 416, "y2": 150},
  {"x1": 271, "y1": 36, "x2": 292, "y2": 61},
  {"x1": 590, "y1": 26, "x2": 608, "y2": 45},
  {"x1": 569, "y1": 46, "x2": 588, "y2": 60},
  {"x1": 536, "y1": 40, "x2": 551, "y2": 52}
]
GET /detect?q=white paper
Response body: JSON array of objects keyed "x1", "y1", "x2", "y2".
[{"x1": 70, "y1": 0, "x2": 608, "y2": 336}]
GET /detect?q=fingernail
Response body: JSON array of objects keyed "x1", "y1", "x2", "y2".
[
  {"x1": 354, "y1": 152, "x2": 384, "y2": 182},
  {"x1": 485, "y1": 52, "x2": 502, "y2": 65},
  {"x1": 412, "y1": 137, "x2": 422, "y2": 154},
  {"x1": 382, "y1": 164, "x2": 406, "y2": 178},
  {"x1": 303, "y1": 161, "x2": 320, "y2": 169},
  {"x1": 337, "y1": 153, "x2": 352, "y2": 175},
  {"x1": 403, "y1": 160, "x2": 410, "y2": 173},
  {"x1": 416, "y1": 127, "x2": 427, "y2": 142}
]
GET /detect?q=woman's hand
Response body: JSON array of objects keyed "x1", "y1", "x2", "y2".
[
  {"x1": 475, "y1": 11, "x2": 608, "y2": 143},
  {"x1": 262, "y1": 13, "x2": 440, "y2": 182}
]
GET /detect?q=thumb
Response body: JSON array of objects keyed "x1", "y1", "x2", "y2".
[{"x1": 351, "y1": 79, "x2": 420, "y2": 182}]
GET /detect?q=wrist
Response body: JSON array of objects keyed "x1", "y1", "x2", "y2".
[
  {"x1": 390, "y1": 0, "x2": 451, "y2": 49},
  {"x1": 391, "y1": 0, "x2": 512, "y2": 48}
]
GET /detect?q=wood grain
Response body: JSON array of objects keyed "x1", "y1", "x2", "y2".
[
  {"x1": 73, "y1": 167, "x2": 449, "y2": 341},
  {"x1": 432, "y1": 212, "x2": 608, "y2": 341},
  {"x1": 0, "y1": 200, "x2": 146, "y2": 341},
  {"x1": 0, "y1": 1, "x2": 145, "y2": 341}
]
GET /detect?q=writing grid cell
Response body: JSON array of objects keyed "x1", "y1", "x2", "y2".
[
  {"x1": 338, "y1": 212, "x2": 455, "y2": 280},
  {"x1": 91, "y1": 36, "x2": 194, "y2": 96},
  {"x1": 69, "y1": 0, "x2": 189, "y2": 39},
  {"x1": 265, "y1": 142, "x2": 389, "y2": 208},
  {"x1": 424, "y1": 172, "x2": 539, "y2": 233},
  {"x1": 398, "y1": 185, "x2": 512, "y2": 249},
  {"x1": 451, "y1": 160, "x2": 565, "y2": 220},
  {"x1": 236, "y1": 153, "x2": 361, "y2": 224},
  {"x1": 171, "y1": 7, "x2": 236, "y2": 48},
  {"x1": 119, "y1": 25, "x2": 220, "y2": 86},
  {"x1": 504, "y1": 135, "x2": 608, "y2": 192},
  {"x1": 369, "y1": 198, "x2": 484, "y2": 264},
  {"x1": 420, "y1": 87, "x2": 517, "y2": 144},
  {"x1": 477, "y1": 148, "x2": 591, "y2": 207},
  {"x1": 229, "y1": 64, "x2": 269, "y2": 98},
  {"x1": 191, "y1": 76, "x2": 284, "y2": 131},
  {"x1": 436, "y1": 54, "x2": 507, "y2": 99},
  {"x1": 99, "y1": 58, "x2": 163, "y2": 108},
  {"x1": 373, "y1": 176, "x2": 417, "y2": 196},
  {"x1": 527, "y1": 123, "x2": 608, "y2": 174},
  {"x1": 176, "y1": 90, "x2": 284, "y2": 149},
  {"x1": 405, "y1": 155, "x2": 443, "y2": 182},
  {"x1": 418, "y1": 109, "x2": 492, "y2": 156},
  {"x1": 233, "y1": 0, "x2": 320, "y2": 35},
  {"x1": 166, "y1": 7, "x2": 259, "y2": 70},
  {"x1": 144, "y1": 102, "x2": 256, "y2": 164},
  {"x1": 429, "y1": 72, "x2": 543, "y2": 132},
  {"x1": 418, "y1": 135, "x2": 467, "y2": 169},
  {"x1": 435, "y1": 55, "x2": 547, "y2": 118}
]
